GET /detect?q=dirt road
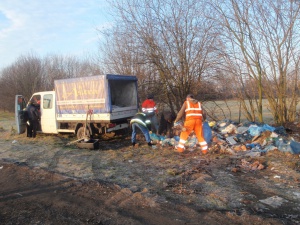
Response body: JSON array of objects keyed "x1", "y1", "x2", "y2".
[{"x1": 0, "y1": 118, "x2": 300, "y2": 224}]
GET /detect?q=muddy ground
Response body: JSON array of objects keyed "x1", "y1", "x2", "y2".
[{"x1": 0, "y1": 118, "x2": 300, "y2": 224}]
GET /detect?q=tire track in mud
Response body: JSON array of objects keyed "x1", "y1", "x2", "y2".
[
  {"x1": 0, "y1": 140, "x2": 95, "y2": 179},
  {"x1": 46, "y1": 147, "x2": 99, "y2": 179},
  {"x1": 91, "y1": 155, "x2": 109, "y2": 180},
  {"x1": 8, "y1": 142, "x2": 65, "y2": 170},
  {"x1": 47, "y1": 148, "x2": 70, "y2": 171},
  {"x1": 0, "y1": 141, "x2": 50, "y2": 165}
]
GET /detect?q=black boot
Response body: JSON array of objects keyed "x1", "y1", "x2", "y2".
[{"x1": 132, "y1": 142, "x2": 136, "y2": 147}]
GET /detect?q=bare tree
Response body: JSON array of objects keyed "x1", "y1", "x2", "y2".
[
  {"x1": 42, "y1": 55, "x2": 101, "y2": 90},
  {"x1": 0, "y1": 53, "x2": 101, "y2": 112},
  {"x1": 100, "y1": 0, "x2": 217, "y2": 113},
  {"x1": 210, "y1": 0, "x2": 300, "y2": 124},
  {"x1": 0, "y1": 53, "x2": 44, "y2": 111}
]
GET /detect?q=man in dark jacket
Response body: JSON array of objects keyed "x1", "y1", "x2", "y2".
[
  {"x1": 158, "y1": 111, "x2": 176, "y2": 137},
  {"x1": 130, "y1": 112, "x2": 155, "y2": 147},
  {"x1": 26, "y1": 100, "x2": 40, "y2": 138}
]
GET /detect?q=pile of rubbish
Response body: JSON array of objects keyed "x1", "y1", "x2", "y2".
[{"x1": 150, "y1": 120, "x2": 300, "y2": 155}]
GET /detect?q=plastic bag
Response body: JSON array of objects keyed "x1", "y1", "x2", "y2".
[
  {"x1": 161, "y1": 138, "x2": 172, "y2": 146},
  {"x1": 186, "y1": 135, "x2": 198, "y2": 148},
  {"x1": 150, "y1": 133, "x2": 161, "y2": 141},
  {"x1": 290, "y1": 140, "x2": 300, "y2": 154},
  {"x1": 262, "y1": 124, "x2": 275, "y2": 132},
  {"x1": 220, "y1": 124, "x2": 237, "y2": 134},
  {"x1": 248, "y1": 125, "x2": 264, "y2": 136},
  {"x1": 275, "y1": 138, "x2": 292, "y2": 153},
  {"x1": 237, "y1": 126, "x2": 248, "y2": 134},
  {"x1": 161, "y1": 138, "x2": 178, "y2": 146}
]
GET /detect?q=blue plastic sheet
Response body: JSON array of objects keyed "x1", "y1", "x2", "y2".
[
  {"x1": 262, "y1": 124, "x2": 275, "y2": 132},
  {"x1": 290, "y1": 140, "x2": 300, "y2": 154},
  {"x1": 150, "y1": 133, "x2": 162, "y2": 141},
  {"x1": 248, "y1": 124, "x2": 276, "y2": 136},
  {"x1": 248, "y1": 125, "x2": 264, "y2": 136}
]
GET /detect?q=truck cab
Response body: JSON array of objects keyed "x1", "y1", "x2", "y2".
[{"x1": 15, "y1": 91, "x2": 58, "y2": 135}]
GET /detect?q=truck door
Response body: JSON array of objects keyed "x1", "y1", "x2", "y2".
[
  {"x1": 40, "y1": 93, "x2": 58, "y2": 133},
  {"x1": 15, "y1": 95, "x2": 27, "y2": 134}
]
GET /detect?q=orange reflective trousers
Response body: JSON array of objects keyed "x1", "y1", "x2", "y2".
[{"x1": 177, "y1": 119, "x2": 208, "y2": 154}]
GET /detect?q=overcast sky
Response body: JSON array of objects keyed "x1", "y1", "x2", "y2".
[{"x1": 0, "y1": 0, "x2": 113, "y2": 69}]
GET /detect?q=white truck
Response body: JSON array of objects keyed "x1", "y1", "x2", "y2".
[{"x1": 15, "y1": 74, "x2": 138, "y2": 139}]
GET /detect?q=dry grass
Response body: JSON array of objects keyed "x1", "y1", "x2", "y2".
[
  {"x1": 0, "y1": 111, "x2": 16, "y2": 131},
  {"x1": 0, "y1": 112, "x2": 18, "y2": 140},
  {"x1": 203, "y1": 99, "x2": 277, "y2": 124}
]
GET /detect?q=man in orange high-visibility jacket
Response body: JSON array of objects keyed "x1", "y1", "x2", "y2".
[{"x1": 174, "y1": 94, "x2": 208, "y2": 154}]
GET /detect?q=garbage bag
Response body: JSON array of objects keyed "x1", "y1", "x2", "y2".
[
  {"x1": 290, "y1": 140, "x2": 300, "y2": 154},
  {"x1": 275, "y1": 138, "x2": 292, "y2": 153},
  {"x1": 173, "y1": 136, "x2": 180, "y2": 142},
  {"x1": 203, "y1": 122, "x2": 212, "y2": 144},
  {"x1": 274, "y1": 126, "x2": 287, "y2": 136}
]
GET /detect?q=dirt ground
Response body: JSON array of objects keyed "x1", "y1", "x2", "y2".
[{"x1": 0, "y1": 117, "x2": 300, "y2": 224}]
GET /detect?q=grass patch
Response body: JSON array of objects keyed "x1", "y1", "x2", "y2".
[
  {"x1": 0, "y1": 112, "x2": 17, "y2": 135},
  {"x1": 203, "y1": 99, "x2": 273, "y2": 123}
]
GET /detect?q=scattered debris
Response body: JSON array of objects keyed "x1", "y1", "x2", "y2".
[
  {"x1": 259, "y1": 196, "x2": 288, "y2": 208},
  {"x1": 151, "y1": 119, "x2": 300, "y2": 157}
]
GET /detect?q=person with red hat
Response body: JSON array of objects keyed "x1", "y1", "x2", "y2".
[{"x1": 141, "y1": 94, "x2": 159, "y2": 133}]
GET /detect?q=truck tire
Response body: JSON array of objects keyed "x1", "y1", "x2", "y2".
[{"x1": 77, "y1": 127, "x2": 90, "y2": 140}]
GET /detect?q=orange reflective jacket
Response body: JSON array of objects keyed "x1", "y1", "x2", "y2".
[{"x1": 185, "y1": 100, "x2": 202, "y2": 120}]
